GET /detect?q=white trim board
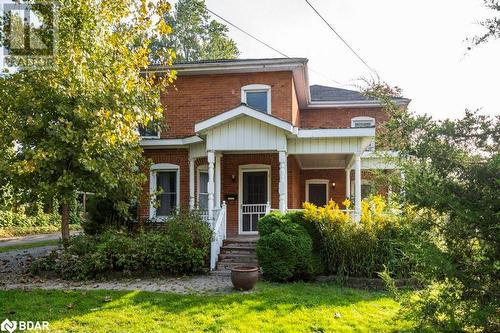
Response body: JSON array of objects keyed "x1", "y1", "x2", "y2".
[{"x1": 140, "y1": 136, "x2": 203, "y2": 147}]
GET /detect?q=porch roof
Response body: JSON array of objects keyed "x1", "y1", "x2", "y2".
[
  {"x1": 194, "y1": 104, "x2": 296, "y2": 134},
  {"x1": 194, "y1": 104, "x2": 375, "y2": 139}
]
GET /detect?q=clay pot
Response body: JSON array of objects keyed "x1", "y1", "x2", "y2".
[{"x1": 231, "y1": 266, "x2": 259, "y2": 291}]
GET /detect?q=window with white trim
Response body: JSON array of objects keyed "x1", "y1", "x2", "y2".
[
  {"x1": 305, "y1": 179, "x2": 329, "y2": 207},
  {"x1": 351, "y1": 116, "x2": 375, "y2": 128},
  {"x1": 241, "y1": 84, "x2": 271, "y2": 114},
  {"x1": 150, "y1": 163, "x2": 179, "y2": 218},
  {"x1": 197, "y1": 166, "x2": 209, "y2": 210}
]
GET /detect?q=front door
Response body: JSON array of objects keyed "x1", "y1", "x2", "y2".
[{"x1": 240, "y1": 170, "x2": 268, "y2": 234}]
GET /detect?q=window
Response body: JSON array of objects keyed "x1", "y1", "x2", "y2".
[
  {"x1": 351, "y1": 116, "x2": 375, "y2": 128},
  {"x1": 150, "y1": 163, "x2": 179, "y2": 218},
  {"x1": 197, "y1": 167, "x2": 209, "y2": 210},
  {"x1": 305, "y1": 179, "x2": 329, "y2": 207},
  {"x1": 241, "y1": 84, "x2": 271, "y2": 113},
  {"x1": 156, "y1": 171, "x2": 177, "y2": 216},
  {"x1": 350, "y1": 180, "x2": 374, "y2": 200},
  {"x1": 139, "y1": 122, "x2": 160, "y2": 138}
]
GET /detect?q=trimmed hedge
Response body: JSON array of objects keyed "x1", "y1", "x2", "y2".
[{"x1": 256, "y1": 212, "x2": 320, "y2": 282}]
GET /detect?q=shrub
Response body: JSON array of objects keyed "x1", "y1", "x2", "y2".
[
  {"x1": 256, "y1": 212, "x2": 318, "y2": 282},
  {"x1": 31, "y1": 211, "x2": 212, "y2": 280},
  {"x1": 83, "y1": 196, "x2": 137, "y2": 235},
  {"x1": 302, "y1": 196, "x2": 415, "y2": 279},
  {"x1": 0, "y1": 210, "x2": 60, "y2": 229}
]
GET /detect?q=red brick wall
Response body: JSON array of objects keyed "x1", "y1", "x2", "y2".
[
  {"x1": 300, "y1": 107, "x2": 388, "y2": 129},
  {"x1": 139, "y1": 149, "x2": 189, "y2": 222},
  {"x1": 161, "y1": 71, "x2": 299, "y2": 138},
  {"x1": 300, "y1": 169, "x2": 349, "y2": 207},
  {"x1": 287, "y1": 156, "x2": 302, "y2": 209},
  {"x1": 221, "y1": 153, "x2": 279, "y2": 237}
]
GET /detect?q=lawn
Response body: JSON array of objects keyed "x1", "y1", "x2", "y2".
[
  {"x1": 0, "y1": 283, "x2": 412, "y2": 332},
  {"x1": 0, "y1": 239, "x2": 60, "y2": 253}
]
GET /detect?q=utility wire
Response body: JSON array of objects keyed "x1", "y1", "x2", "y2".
[
  {"x1": 304, "y1": 0, "x2": 378, "y2": 76},
  {"x1": 206, "y1": 7, "x2": 348, "y2": 87}
]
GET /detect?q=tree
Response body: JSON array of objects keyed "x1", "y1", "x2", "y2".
[
  {"x1": 366, "y1": 83, "x2": 499, "y2": 332},
  {"x1": 151, "y1": 0, "x2": 239, "y2": 62},
  {"x1": 0, "y1": 0, "x2": 176, "y2": 243},
  {"x1": 468, "y1": 0, "x2": 500, "y2": 48}
]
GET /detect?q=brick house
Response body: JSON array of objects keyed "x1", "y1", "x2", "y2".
[{"x1": 138, "y1": 58, "x2": 409, "y2": 270}]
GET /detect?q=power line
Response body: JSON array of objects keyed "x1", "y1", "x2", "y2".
[
  {"x1": 304, "y1": 0, "x2": 378, "y2": 76},
  {"x1": 206, "y1": 7, "x2": 348, "y2": 87},
  {"x1": 206, "y1": 8, "x2": 289, "y2": 58}
]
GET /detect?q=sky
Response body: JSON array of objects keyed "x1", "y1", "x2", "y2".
[{"x1": 201, "y1": 0, "x2": 500, "y2": 119}]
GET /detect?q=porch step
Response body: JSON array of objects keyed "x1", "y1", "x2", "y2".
[
  {"x1": 213, "y1": 237, "x2": 259, "y2": 273},
  {"x1": 220, "y1": 244, "x2": 256, "y2": 252},
  {"x1": 216, "y1": 261, "x2": 259, "y2": 271},
  {"x1": 218, "y1": 253, "x2": 258, "y2": 263}
]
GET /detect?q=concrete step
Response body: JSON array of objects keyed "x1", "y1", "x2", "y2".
[
  {"x1": 219, "y1": 253, "x2": 257, "y2": 262},
  {"x1": 216, "y1": 261, "x2": 259, "y2": 271},
  {"x1": 223, "y1": 240, "x2": 257, "y2": 247},
  {"x1": 221, "y1": 244, "x2": 256, "y2": 251}
]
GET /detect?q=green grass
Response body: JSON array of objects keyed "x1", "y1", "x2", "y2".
[
  {"x1": 0, "y1": 239, "x2": 60, "y2": 253},
  {"x1": 0, "y1": 283, "x2": 413, "y2": 332}
]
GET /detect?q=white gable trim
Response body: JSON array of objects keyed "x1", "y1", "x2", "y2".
[
  {"x1": 194, "y1": 104, "x2": 294, "y2": 134},
  {"x1": 297, "y1": 128, "x2": 375, "y2": 138}
]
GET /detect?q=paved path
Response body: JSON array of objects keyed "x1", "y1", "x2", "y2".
[{"x1": 0, "y1": 231, "x2": 79, "y2": 247}]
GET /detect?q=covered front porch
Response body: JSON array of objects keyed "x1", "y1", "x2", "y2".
[{"x1": 189, "y1": 104, "x2": 374, "y2": 234}]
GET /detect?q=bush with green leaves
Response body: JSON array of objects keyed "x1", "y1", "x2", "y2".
[
  {"x1": 82, "y1": 196, "x2": 137, "y2": 235},
  {"x1": 31, "y1": 211, "x2": 212, "y2": 280},
  {"x1": 256, "y1": 212, "x2": 319, "y2": 282},
  {"x1": 302, "y1": 197, "x2": 415, "y2": 279}
]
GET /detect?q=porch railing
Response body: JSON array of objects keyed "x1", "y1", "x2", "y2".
[
  {"x1": 210, "y1": 202, "x2": 226, "y2": 270},
  {"x1": 241, "y1": 202, "x2": 270, "y2": 225}
]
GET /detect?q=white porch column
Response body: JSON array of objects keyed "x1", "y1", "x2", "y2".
[
  {"x1": 345, "y1": 168, "x2": 351, "y2": 199},
  {"x1": 215, "y1": 153, "x2": 222, "y2": 208},
  {"x1": 278, "y1": 150, "x2": 287, "y2": 213},
  {"x1": 188, "y1": 158, "x2": 195, "y2": 210},
  {"x1": 207, "y1": 151, "x2": 215, "y2": 224},
  {"x1": 354, "y1": 153, "x2": 362, "y2": 222}
]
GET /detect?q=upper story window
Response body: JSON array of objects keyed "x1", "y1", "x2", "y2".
[
  {"x1": 351, "y1": 116, "x2": 375, "y2": 128},
  {"x1": 241, "y1": 84, "x2": 271, "y2": 114},
  {"x1": 139, "y1": 122, "x2": 160, "y2": 138}
]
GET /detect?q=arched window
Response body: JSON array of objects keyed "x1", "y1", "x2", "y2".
[
  {"x1": 241, "y1": 84, "x2": 272, "y2": 114},
  {"x1": 351, "y1": 116, "x2": 375, "y2": 128}
]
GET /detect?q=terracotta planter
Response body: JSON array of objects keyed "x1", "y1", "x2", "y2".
[{"x1": 231, "y1": 266, "x2": 259, "y2": 291}]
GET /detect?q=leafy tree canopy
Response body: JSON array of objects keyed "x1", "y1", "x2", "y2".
[
  {"x1": 0, "y1": 0, "x2": 176, "y2": 241},
  {"x1": 468, "y1": 0, "x2": 500, "y2": 48},
  {"x1": 152, "y1": 0, "x2": 239, "y2": 62},
  {"x1": 366, "y1": 83, "x2": 499, "y2": 332}
]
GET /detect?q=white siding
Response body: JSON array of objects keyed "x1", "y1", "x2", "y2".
[
  {"x1": 205, "y1": 117, "x2": 287, "y2": 151},
  {"x1": 287, "y1": 137, "x2": 362, "y2": 154},
  {"x1": 189, "y1": 142, "x2": 207, "y2": 159}
]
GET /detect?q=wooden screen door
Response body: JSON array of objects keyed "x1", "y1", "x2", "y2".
[{"x1": 240, "y1": 171, "x2": 268, "y2": 234}]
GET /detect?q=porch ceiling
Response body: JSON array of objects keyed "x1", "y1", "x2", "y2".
[{"x1": 294, "y1": 153, "x2": 349, "y2": 169}]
